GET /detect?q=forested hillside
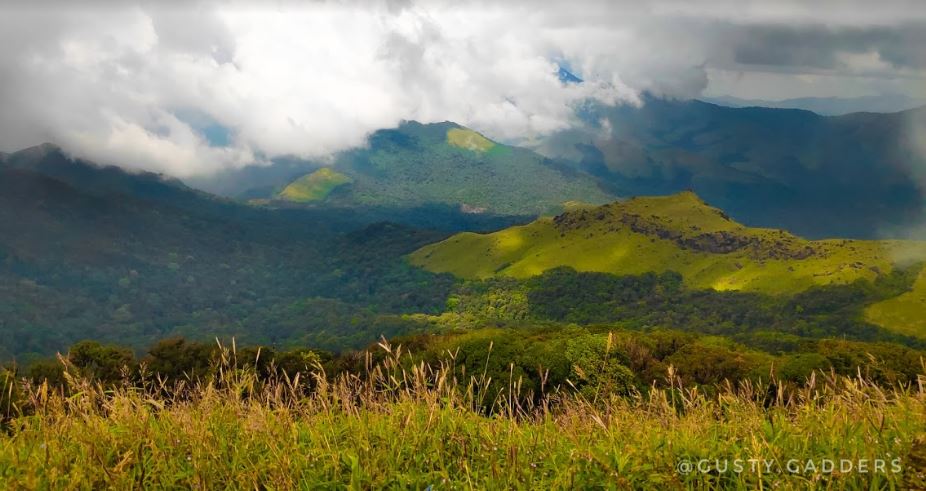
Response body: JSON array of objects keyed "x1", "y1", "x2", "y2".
[{"x1": 0, "y1": 145, "x2": 455, "y2": 360}]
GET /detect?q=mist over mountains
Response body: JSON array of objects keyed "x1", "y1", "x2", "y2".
[
  {"x1": 182, "y1": 98, "x2": 926, "y2": 239},
  {"x1": 535, "y1": 98, "x2": 926, "y2": 238}
]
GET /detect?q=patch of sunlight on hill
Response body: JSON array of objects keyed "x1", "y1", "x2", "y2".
[
  {"x1": 447, "y1": 128, "x2": 495, "y2": 152},
  {"x1": 278, "y1": 168, "x2": 352, "y2": 202},
  {"x1": 409, "y1": 192, "x2": 926, "y2": 296},
  {"x1": 866, "y1": 266, "x2": 926, "y2": 339},
  {"x1": 494, "y1": 227, "x2": 526, "y2": 251}
]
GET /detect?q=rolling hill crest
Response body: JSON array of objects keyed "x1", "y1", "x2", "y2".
[{"x1": 410, "y1": 191, "x2": 926, "y2": 295}]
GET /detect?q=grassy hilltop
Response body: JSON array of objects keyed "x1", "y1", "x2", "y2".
[{"x1": 411, "y1": 191, "x2": 926, "y2": 294}]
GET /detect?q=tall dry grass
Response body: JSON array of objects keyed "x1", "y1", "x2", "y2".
[{"x1": 1, "y1": 339, "x2": 925, "y2": 489}]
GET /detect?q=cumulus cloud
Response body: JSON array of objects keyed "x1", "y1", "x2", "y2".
[{"x1": 0, "y1": 0, "x2": 923, "y2": 176}]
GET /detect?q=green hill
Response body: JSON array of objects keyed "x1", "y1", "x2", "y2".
[
  {"x1": 410, "y1": 191, "x2": 926, "y2": 297},
  {"x1": 276, "y1": 121, "x2": 614, "y2": 216},
  {"x1": 278, "y1": 167, "x2": 352, "y2": 202}
]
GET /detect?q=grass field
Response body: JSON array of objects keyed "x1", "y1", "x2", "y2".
[
  {"x1": 447, "y1": 128, "x2": 496, "y2": 152},
  {"x1": 866, "y1": 267, "x2": 926, "y2": 338},
  {"x1": 278, "y1": 167, "x2": 352, "y2": 202},
  {"x1": 1, "y1": 343, "x2": 925, "y2": 489}
]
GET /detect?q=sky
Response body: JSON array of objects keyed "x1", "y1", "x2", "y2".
[{"x1": 0, "y1": 0, "x2": 924, "y2": 176}]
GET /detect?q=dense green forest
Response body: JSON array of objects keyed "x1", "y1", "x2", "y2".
[
  {"x1": 5, "y1": 322, "x2": 925, "y2": 409},
  {"x1": 0, "y1": 146, "x2": 465, "y2": 360},
  {"x1": 7, "y1": 265, "x2": 926, "y2": 401}
]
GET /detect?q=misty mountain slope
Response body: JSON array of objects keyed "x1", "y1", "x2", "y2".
[
  {"x1": 2, "y1": 144, "x2": 217, "y2": 212},
  {"x1": 410, "y1": 191, "x2": 926, "y2": 301},
  {"x1": 200, "y1": 121, "x2": 615, "y2": 217},
  {"x1": 2, "y1": 145, "x2": 403, "y2": 252},
  {"x1": 532, "y1": 98, "x2": 926, "y2": 238},
  {"x1": 315, "y1": 121, "x2": 614, "y2": 215}
]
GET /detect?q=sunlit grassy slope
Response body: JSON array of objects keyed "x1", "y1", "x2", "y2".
[
  {"x1": 866, "y1": 268, "x2": 926, "y2": 338},
  {"x1": 410, "y1": 191, "x2": 926, "y2": 297},
  {"x1": 447, "y1": 128, "x2": 495, "y2": 152},
  {"x1": 278, "y1": 167, "x2": 352, "y2": 202}
]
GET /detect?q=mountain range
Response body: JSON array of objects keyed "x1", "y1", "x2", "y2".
[
  {"x1": 702, "y1": 94, "x2": 926, "y2": 116},
  {"x1": 4, "y1": 97, "x2": 926, "y2": 359},
  {"x1": 191, "y1": 98, "x2": 926, "y2": 239}
]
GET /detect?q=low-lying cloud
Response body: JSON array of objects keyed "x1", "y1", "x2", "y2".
[{"x1": 0, "y1": 1, "x2": 923, "y2": 177}]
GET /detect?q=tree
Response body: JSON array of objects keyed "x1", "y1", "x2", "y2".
[
  {"x1": 68, "y1": 340, "x2": 135, "y2": 384},
  {"x1": 143, "y1": 337, "x2": 217, "y2": 381},
  {"x1": 565, "y1": 332, "x2": 636, "y2": 399}
]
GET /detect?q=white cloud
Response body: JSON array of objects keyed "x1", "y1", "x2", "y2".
[{"x1": 0, "y1": 1, "x2": 923, "y2": 176}]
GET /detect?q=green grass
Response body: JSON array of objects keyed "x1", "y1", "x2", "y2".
[
  {"x1": 411, "y1": 192, "x2": 926, "y2": 296},
  {"x1": 278, "y1": 167, "x2": 352, "y2": 202},
  {"x1": 2, "y1": 342, "x2": 926, "y2": 489},
  {"x1": 866, "y1": 267, "x2": 926, "y2": 338}
]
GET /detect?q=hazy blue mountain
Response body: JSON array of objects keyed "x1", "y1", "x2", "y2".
[
  {"x1": 702, "y1": 94, "x2": 925, "y2": 116},
  {"x1": 532, "y1": 97, "x2": 926, "y2": 238}
]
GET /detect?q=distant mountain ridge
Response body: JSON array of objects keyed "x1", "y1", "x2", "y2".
[
  {"x1": 190, "y1": 98, "x2": 926, "y2": 239},
  {"x1": 531, "y1": 98, "x2": 926, "y2": 239},
  {"x1": 0, "y1": 143, "x2": 216, "y2": 212},
  {"x1": 14, "y1": 96, "x2": 926, "y2": 240},
  {"x1": 701, "y1": 94, "x2": 926, "y2": 116},
  {"x1": 410, "y1": 191, "x2": 925, "y2": 292}
]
